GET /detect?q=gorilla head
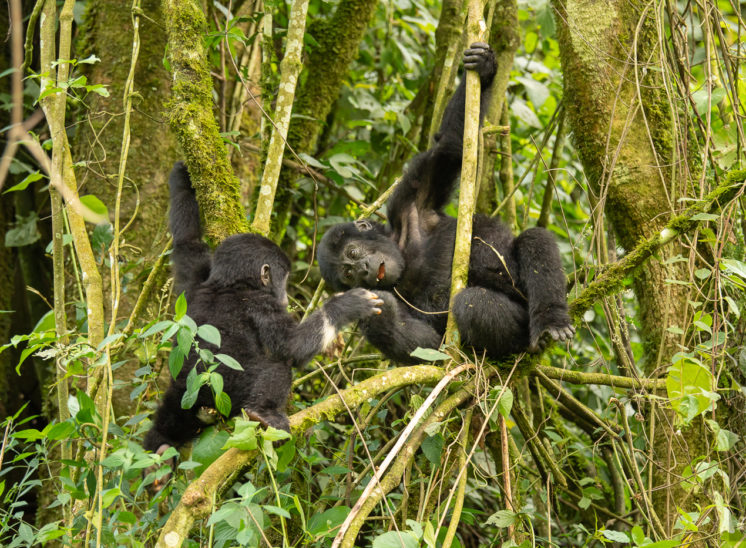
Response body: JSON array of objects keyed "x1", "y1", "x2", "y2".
[{"x1": 318, "y1": 219, "x2": 404, "y2": 291}]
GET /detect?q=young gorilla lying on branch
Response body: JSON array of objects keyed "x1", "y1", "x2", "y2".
[
  {"x1": 143, "y1": 162, "x2": 384, "y2": 458},
  {"x1": 318, "y1": 43, "x2": 574, "y2": 363}
]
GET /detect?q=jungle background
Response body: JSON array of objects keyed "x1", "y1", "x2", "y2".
[{"x1": 1, "y1": 0, "x2": 745, "y2": 546}]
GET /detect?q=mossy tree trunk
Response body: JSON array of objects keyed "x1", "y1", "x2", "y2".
[
  {"x1": 72, "y1": 0, "x2": 177, "y2": 415},
  {"x1": 270, "y1": 0, "x2": 378, "y2": 240},
  {"x1": 552, "y1": 0, "x2": 704, "y2": 533}
]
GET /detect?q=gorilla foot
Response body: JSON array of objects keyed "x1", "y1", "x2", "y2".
[
  {"x1": 244, "y1": 409, "x2": 291, "y2": 433},
  {"x1": 528, "y1": 320, "x2": 575, "y2": 353}
]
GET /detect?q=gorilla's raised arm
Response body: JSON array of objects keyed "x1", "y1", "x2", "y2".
[
  {"x1": 168, "y1": 162, "x2": 212, "y2": 296},
  {"x1": 387, "y1": 43, "x2": 497, "y2": 241}
]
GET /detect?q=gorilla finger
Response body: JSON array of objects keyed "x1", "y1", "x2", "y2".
[
  {"x1": 469, "y1": 41, "x2": 489, "y2": 49},
  {"x1": 373, "y1": 308, "x2": 382, "y2": 315}
]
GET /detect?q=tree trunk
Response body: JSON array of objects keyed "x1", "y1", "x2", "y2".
[
  {"x1": 271, "y1": 0, "x2": 378, "y2": 239},
  {"x1": 73, "y1": 0, "x2": 177, "y2": 414},
  {"x1": 553, "y1": 0, "x2": 705, "y2": 534}
]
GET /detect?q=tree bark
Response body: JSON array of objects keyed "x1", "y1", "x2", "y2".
[
  {"x1": 270, "y1": 0, "x2": 378, "y2": 239},
  {"x1": 552, "y1": 0, "x2": 704, "y2": 534}
]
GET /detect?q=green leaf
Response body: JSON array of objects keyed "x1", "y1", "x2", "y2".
[
  {"x1": 485, "y1": 510, "x2": 518, "y2": 528},
  {"x1": 222, "y1": 418, "x2": 258, "y2": 451},
  {"x1": 307, "y1": 506, "x2": 350, "y2": 537},
  {"x1": 666, "y1": 356, "x2": 715, "y2": 423},
  {"x1": 79, "y1": 194, "x2": 109, "y2": 218},
  {"x1": 721, "y1": 258, "x2": 746, "y2": 280},
  {"x1": 5, "y1": 212, "x2": 41, "y2": 247},
  {"x1": 101, "y1": 487, "x2": 120, "y2": 509},
  {"x1": 214, "y1": 391, "x2": 231, "y2": 417},
  {"x1": 191, "y1": 427, "x2": 231, "y2": 476},
  {"x1": 215, "y1": 353, "x2": 243, "y2": 370},
  {"x1": 372, "y1": 531, "x2": 419, "y2": 548},
  {"x1": 630, "y1": 525, "x2": 645, "y2": 545},
  {"x1": 497, "y1": 387, "x2": 514, "y2": 418},
  {"x1": 263, "y1": 505, "x2": 291, "y2": 518},
  {"x1": 209, "y1": 372, "x2": 224, "y2": 395},
  {"x1": 46, "y1": 421, "x2": 76, "y2": 440},
  {"x1": 706, "y1": 419, "x2": 740, "y2": 451},
  {"x1": 3, "y1": 171, "x2": 44, "y2": 193},
  {"x1": 174, "y1": 292, "x2": 188, "y2": 320},
  {"x1": 690, "y1": 212, "x2": 720, "y2": 222},
  {"x1": 168, "y1": 348, "x2": 185, "y2": 379},
  {"x1": 262, "y1": 426, "x2": 291, "y2": 442},
  {"x1": 140, "y1": 320, "x2": 174, "y2": 338},
  {"x1": 409, "y1": 347, "x2": 451, "y2": 361},
  {"x1": 421, "y1": 434, "x2": 443, "y2": 465},
  {"x1": 85, "y1": 84, "x2": 109, "y2": 97},
  {"x1": 197, "y1": 324, "x2": 221, "y2": 347},
  {"x1": 177, "y1": 326, "x2": 194, "y2": 355},
  {"x1": 601, "y1": 529, "x2": 630, "y2": 543}
]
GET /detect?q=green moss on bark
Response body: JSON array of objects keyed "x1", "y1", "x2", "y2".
[
  {"x1": 271, "y1": 0, "x2": 378, "y2": 238},
  {"x1": 163, "y1": 0, "x2": 249, "y2": 242}
]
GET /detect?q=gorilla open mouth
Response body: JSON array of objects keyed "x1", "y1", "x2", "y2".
[{"x1": 377, "y1": 262, "x2": 386, "y2": 281}]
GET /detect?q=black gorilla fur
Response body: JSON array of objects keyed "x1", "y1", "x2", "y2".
[
  {"x1": 318, "y1": 43, "x2": 574, "y2": 364},
  {"x1": 143, "y1": 162, "x2": 384, "y2": 455}
]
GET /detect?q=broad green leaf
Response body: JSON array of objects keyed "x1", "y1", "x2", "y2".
[
  {"x1": 601, "y1": 529, "x2": 630, "y2": 543},
  {"x1": 209, "y1": 372, "x2": 224, "y2": 395},
  {"x1": 666, "y1": 356, "x2": 715, "y2": 422},
  {"x1": 79, "y1": 194, "x2": 109, "y2": 218},
  {"x1": 485, "y1": 510, "x2": 518, "y2": 528},
  {"x1": 140, "y1": 320, "x2": 174, "y2": 338},
  {"x1": 192, "y1": 427, "x2": 231, "y2": 476},
  {"x1": 214, "y1": 391, "x2": 231, "y2": 417},
  {"x1": 101, "y1": 487, "x2": 120, "y2": 509},
  {"x1": 3, "y1": 171, "x2": 44, "y2": 194},
  {"x1": 174, "y1": 292, "x2": 188, "y2": 320},
  {"x1": 46, "y1": 421, "x2": 75, "y2": 440},
  {"x1": 215, "y1": 353, "x2": 243, "y2": 370},
  {"x1": 223, "y1": 418, "x2": 258, "y2": 451},
  {"x1": 410, "y1": 347, "x2": 450, "y2": 361},
  {"x1": 372, "y1": 531, "x2": 419, "y2": 548},
  {"x1": 421, "y1": 434, "x2": 443, "y2": 465},
  {"x1": 197, "y1": 324, "x2": 221, "y2": 347},
  {"x1": 706, "y1": 419, "x2": 740, "y2": 451},
  {"x1": 262, "y1": 426, "x2": 291, "y2": 442},
  {"x1": 168, "y1": 348, "x2": 185, "y2": 379},
  {"x1": 306, "y1": 506, "x2": 351, "y2": 537},
  {"x1": 177, "y1": 326, "x2": 194, "y2": 355}
]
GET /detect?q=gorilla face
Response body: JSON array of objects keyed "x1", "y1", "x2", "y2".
[{"x1": 318, "y1": 220, "x2": 405, "y2": 291}]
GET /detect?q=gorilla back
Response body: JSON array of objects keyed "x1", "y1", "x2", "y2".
[{"x1": 318, "y1": 43, "x2": 574, "y2": 364}]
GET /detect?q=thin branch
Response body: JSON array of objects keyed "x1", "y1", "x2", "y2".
[{"x1": 251, "y1": 0, "x2": 310, "y2": 235}]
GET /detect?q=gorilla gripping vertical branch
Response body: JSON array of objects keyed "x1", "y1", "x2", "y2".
[{"x1": 445, "y1": 0, "x2": 486, "y2": 346}]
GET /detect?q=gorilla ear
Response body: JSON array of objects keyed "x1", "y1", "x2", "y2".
[
  {"x1": 354, "y1": 219, "x2": 373, "y2": 231},
  {"x1": 261, "y1": 264, "x2": 271, "y2": 286}
]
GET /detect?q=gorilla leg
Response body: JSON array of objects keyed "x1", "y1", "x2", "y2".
[
  {"x1": 453, "y1": 287, "x2": 530, "y2": 358},
  {"x1": 359, "y1": 291, "x2": 443, "y2": 364},
  {"x1": 143, "y1": 383, "x2": 204, "y2": 452},
  {"x1": 511, "y1": 227, "x2": 574, "y2": 351},
  {"x1": 240, "y1": 365, "x2": 292, "y2": 432}
]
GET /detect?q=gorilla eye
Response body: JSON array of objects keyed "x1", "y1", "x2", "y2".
[
  {"x1": 342, "y1": 266, "x2": 354, "y2": 280},
  {"x1": 354, "y1": 220, "x2": 373, "y2": 231}
]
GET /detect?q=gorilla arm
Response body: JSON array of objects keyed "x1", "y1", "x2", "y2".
[
  {"x1": 358, "y1": 291, "x2": 443, "y2": 364},
  {"x1": 263, "y1": 288, "x2": 385, "y2": 367},
  {"x1": 168, "y1": 162, "x2": 212, "y2": 295},
  {"x1": 387, "y1": 42, "x2": 497, "y2": 244}
]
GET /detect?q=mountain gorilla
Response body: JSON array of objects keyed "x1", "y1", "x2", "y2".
[
  {"x1": 143, "y1": 162, "x2": 384, "y2": 457},
  {"x1": 318, "y1": 43, "x2": 574, "y2": 364}
]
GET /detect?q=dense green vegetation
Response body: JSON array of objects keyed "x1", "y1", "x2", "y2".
[{"x1": 0, "y1": 0, "x2": 744, "y2": 546}]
